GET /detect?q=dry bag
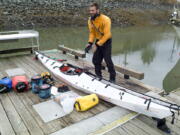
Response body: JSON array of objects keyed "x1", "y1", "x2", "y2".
[
  {"x1": 75, "y1": 94, "x2": 99, "y2": 112},
  {"x1": 12, "y1": 76, "x2": 28, "y2": 92}
]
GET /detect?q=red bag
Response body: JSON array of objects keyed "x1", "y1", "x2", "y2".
[{"x1": 12, "y1": 76, "x2": 29, "y2": 92}]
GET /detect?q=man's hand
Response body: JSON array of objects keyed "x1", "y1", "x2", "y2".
[{"x1": 85, "y1": 43, "x2": 93, "y2": 53}]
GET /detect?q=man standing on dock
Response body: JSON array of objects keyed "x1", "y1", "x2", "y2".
[{"x1": 85, "y1": 2, "x2": 116, "y2": 83}]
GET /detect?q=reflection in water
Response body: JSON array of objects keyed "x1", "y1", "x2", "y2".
[
  {"x1": 163, "y1": 26, "x2": 180, "y2": 92},
  {"x1": 163, "y1": 59, "x2": 180, "y2": 92},
  {"x1": 0, "y1": 25, "x2": 179, "y2": 91},
  {"x1": 141, "y1": 45, "x2": 156, "y2": 65}
]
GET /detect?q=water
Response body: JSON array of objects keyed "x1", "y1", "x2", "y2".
[{"x1": 0, "y1": 25, "x2": 179, "y2": 92}]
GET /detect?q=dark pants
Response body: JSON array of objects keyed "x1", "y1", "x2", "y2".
[{"x1": 92, "y1": 39, "x2": 116, "y2": 80}]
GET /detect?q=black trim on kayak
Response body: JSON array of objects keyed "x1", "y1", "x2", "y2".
[
  {"x1": 53, "y1": 66, "x2": 59, "y2": 69},
  {"x1": 144, "y1": 99, "x2": 152, "y2": 110},
  {"x1": 45, "y1": 59, "x2": 49, "y2": 63},
  {"x1": 92, "y1": 78, "x2": 96, "y2": 81},
  {"x1": 119, "y1": 92, "x2": 125, "y2": 100},
  {"x1": 51, "y1": 62, "x2": 55, "y2": 65},
  {"x1": 105, "y1": 84, "x2": 110, "y2": 88}
]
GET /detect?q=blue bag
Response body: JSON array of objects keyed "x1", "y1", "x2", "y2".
[{"x1": 0, "y1": 77, "x2": 12, "y2": 93}]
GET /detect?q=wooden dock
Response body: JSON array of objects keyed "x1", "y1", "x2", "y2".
[{"x1": 0, "y1": 49, "x2": 180, "y2": 135}]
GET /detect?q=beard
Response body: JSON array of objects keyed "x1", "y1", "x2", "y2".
[{"x1": 90, "y1": 12, "x2": 100, "y2": 20}]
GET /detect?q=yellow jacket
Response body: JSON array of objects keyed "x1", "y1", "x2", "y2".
[{"x1": 88, "y1": 14, "x2": 112, "y2": 46}]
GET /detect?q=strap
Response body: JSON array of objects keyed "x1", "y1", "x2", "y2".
[
  {"x1": 90, "y1": 18, "x2": 104, "y2": 36},
  {"x1": 0, "y1": 84, "x2": 8, "y2": 93},
  {"x1": 170, "y1": 104, "x2": 176, "y2": 124},
  {"x1": 45, "y1": 59, "x2": 49, "y2": 63},
  {"x1": 53, "y1": 66, "x2": 59, "y2": 69},
  {"x1": 92, "y1": 77, "x2": 96, "y2": 81},
  {"x1": 1, "y1": 76, "x2": 7, "y2": 79},
  {"x1": 144, "y1": 99, "x2": 152, "y2": 110},
  {"x1": 75, "y1": 101, "x2": 81, "y2": 111},
  {"x1": 119, "y1": 92, "x2": 125, "y2": 100},
  {"x1": 51, "y1": 62, "x2": 55, "y2": 65},
  {"x1": 105, "y1": 84, "x2": 110, "y2": 88},
  {"x1": 171, "y1": 111, "x2": 175, "y2": 124}
]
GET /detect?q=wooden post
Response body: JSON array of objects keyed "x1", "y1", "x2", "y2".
[
  {"x1": 124, "y1": 74, "x2": 130, "y2": 79},
  {"x1": 75, "y1": 55, "x2": 79, "y2": 60},
  {"x1": 62, "y1": 51, "x2": 66, "y2": 54},
  {"x1": 0, "y1": 47, "x2": 38, "y2": 55}
]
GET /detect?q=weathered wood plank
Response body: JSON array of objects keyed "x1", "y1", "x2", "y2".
[
  {"x1": 20, "y1": 92, "x2": 64, "y2": 134},
  {"x1": 0, "y1": 94, "x2": 29, "y2": 135},
  {"x1": 104, "y1": 130, "x2": 120, "y2": 135},
  {"x1": 8, "y1": 92, "x2": 44, "y2": 135},
  {"x1": 11, "y1": 56, "x2": 67, "y2": 134},
  {"x1": 0, "y1": 46, "x2": 38, "y2": 55},
  {"x1": 130, "y1": 118, "x2": 163, "y2": 135},
  {"x1": 121, "y1": 122, "x2": 148, "y2": 135},
  {"x1": 15, "y1": 56, "x2": 103, "y2": 131},
  {"x1": 102, "y1": 62, "x2": 144, "y2": 80},
  {"x1": 0, "y1": 98, "x2": 15, "y2": 135},
  {"x1": 58, "y1": 45, "x2": 86, "y2": 58},
  {"x1": 111, "y1": 127, "x2": 132, "y2": 135},
  {"x1": 137, "y1": 115, "x2": 179, "y2": 135}
]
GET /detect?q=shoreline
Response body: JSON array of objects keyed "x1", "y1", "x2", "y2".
[{"x1": 0, "y1": 0, "x2": 176, "y2": 30}]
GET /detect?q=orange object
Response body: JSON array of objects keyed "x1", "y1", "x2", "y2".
[{"x1": 12, "y1": 76, "x2": 29, "y2": 92}]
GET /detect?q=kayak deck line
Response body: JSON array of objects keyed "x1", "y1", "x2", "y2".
[{"x1": 0, "y1": 49, "x2": 180, "y2": 135}]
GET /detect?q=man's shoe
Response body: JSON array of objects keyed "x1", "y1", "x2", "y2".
[{"x1": 157, "y1": 124, "x2": 171, "y2": 134}]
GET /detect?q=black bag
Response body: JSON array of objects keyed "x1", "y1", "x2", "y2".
[{"x1": 0, "y1": 84, "x2": 9, "y2": 93}]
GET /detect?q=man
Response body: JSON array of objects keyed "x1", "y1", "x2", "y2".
[
  {"x1": 85, "y1": 2, "x2": 171, "y2": 134},
  {"x1": 85, "y1": 2, "x2": 116, "y2": 83}
]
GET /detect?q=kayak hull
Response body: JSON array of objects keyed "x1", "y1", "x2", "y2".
[{"x1": 36, "y1": 52, "x2": 173, "y2": 119}]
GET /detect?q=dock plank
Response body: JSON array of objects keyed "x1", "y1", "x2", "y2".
[
  {"x1": 137, "y1": 115, "x2": 180, "y2": 135},
  {"x1": 130, "y1": 118, "x2": 163, "y2": 135},
  {"x1": 0, "y1": 98, "x2": 15, "y2": 135},
  {"x1": 0, "y1": 50, "x2": 178, "y2": 135},
  {"x1": 111, "y1": 127, "x2": 133, "y2": 135},
  {"x1": 121, "y1": 122, "x2": 148, "y2": 135},
  {"x1": 0, "y1": 94, "x2": 29, "y2": 135},
  {"x1": 10, "y1": 56, "x2": 68, "y2": 134},
  {"x1": 8, "y1": 92, "x2": 44, "y2": 135}
]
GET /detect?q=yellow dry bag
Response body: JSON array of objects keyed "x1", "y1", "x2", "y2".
[{"x1": 75, "y1": 94, "x2": 99, "y2": 112}]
